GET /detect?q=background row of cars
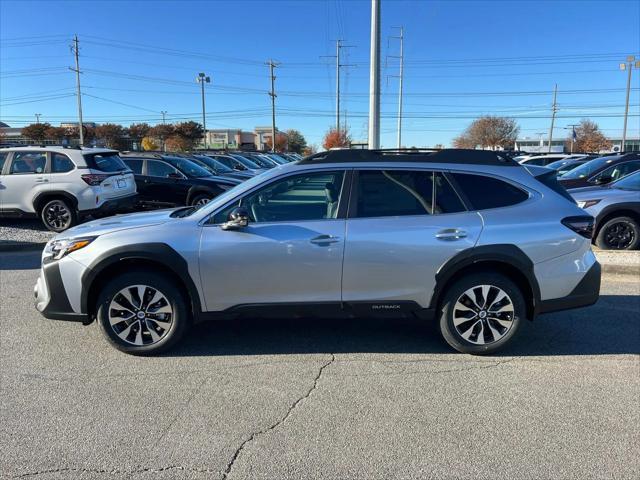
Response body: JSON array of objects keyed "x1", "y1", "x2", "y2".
[{"x1": 0, "y1": 145, "x2": 637, "y2": 250}]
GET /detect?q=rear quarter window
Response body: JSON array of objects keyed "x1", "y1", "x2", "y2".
[
  {"x1": 84, "y1": 153, "x2": 128, "y2": 172},
  {"x1": 450, "y1": 173, "x2": 529, "y2": 210}
]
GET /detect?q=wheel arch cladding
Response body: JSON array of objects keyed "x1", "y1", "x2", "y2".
[
  {"x1": 187, "y1": 186, "x2": 220, "y2": 205},
  {"x1": 81, "y1": 243, "x2": 202, "y2": 320},
  {"x1": 595, "y1": 203, "x2": 640, "y2": 237},
  {"x1": 429, "y1": 244, "x2": 541, "y2": 321},
  {"x1": 33, "y1": 191, "x2": 79, "y2": 214}
]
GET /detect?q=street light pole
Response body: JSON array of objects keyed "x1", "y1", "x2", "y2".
[
  {"x1": 35, "y1": 113, "x2": 41, "y2": 124},
  {"x1": 161, "y1": 111, "x2": 167, "y2": 124},
  {"x1": 620, "y1": 56, "x2": 639, "y2": 153},
  {"x1": 368, "y1": 0, "x2": 381, "y2": 149},
  {"x1": 267, "y1": 59, "x2": 280, "y2": 153},
  {"x1": 196, "y1": 73, "x2": 210, "y2": 149},
  {"x1": 547, "y1": 84, "x2": 558, "y2": 153}
]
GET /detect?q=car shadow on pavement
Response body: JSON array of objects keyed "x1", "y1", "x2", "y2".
[
  {"x1": 0, "y1": 251, "x2": 42, "y2": 270},
  {"x1": 168, "y1": 294, "x2": 639, "y2": 358}
]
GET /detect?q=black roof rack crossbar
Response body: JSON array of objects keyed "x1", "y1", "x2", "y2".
[{"x1": 299, "y1": 148, "x2": 518, "y2": 166}]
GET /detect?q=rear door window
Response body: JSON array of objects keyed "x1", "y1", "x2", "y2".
[
  {"x1": 147, "y1": 160, "x2": 180, "y2": 178},
  {"x1": 590, "y1": 161, "x2": 640, "y2": 183},
  {"x1": 51, "y1": 153, "x2": 75, "y2": 173},
  {"x1": 0, "y1": 152, "x2": 7, "y2": 172},
  {"x1": 10, "y1": 152, "x2": 46, "y2": 174},
  {"x1": 84, "y1": 153, "x2": 128, "y2": 172},
  {"x1": 123, "y1": 159, "x2": 143, "y2": 174},
  {"x1": 450, "y1": 173, "x2": 529, "y2": 210}
]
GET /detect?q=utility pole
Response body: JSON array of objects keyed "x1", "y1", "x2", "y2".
[
  {"x1": 321, "y1": 40, "x2": 355, "y2": 133},
  {"x1": 535, "y1": 132, "x2": 545, "y2": 150},
  {"x1": 388, "y1": 26, "x2": 404, "y2": 148},
  {"x1": 368, "y1": 0, "x2": 381, "y2": 149},
  {"x1": 196, "y1": 73, "x2": 210, "y2": 149},
  {"x1": 267, "y1": 59, "x2": 280, "y2": 153},
  {"x1": 564, "y1": 124, "x2": 579, "y2": 154},
  {"x1": 70, "y1": 34, "x2": 84, "y2": 146},
  {"x1": 547, "y1": 84, "x2": 558, "y2": 153},
  {"x1": 35, "y1": 113, "x2": 41, "y2": 124},
  {"x1": 161, "y1": 111, "x2": 167, "y2": 124},
  {"x1": 620, "y1": 56, "x2": 639, "y2": 153}
]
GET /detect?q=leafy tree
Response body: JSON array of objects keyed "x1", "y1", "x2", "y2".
[
  {"x1": 284, "y1": 129, "x2": 307, "y2": 153},
  {"x1": 141, "y1": 136, "x2": 159, "y2": 151},
  {"x1": 265, "y1": 133, "x2": 288, "y2": 152},
  {"x1": 302, "y1": 144, "x2": 318, "y2": 156},
  {"x1": 95, "y1": 123, "x2": 126, "y2": 149},
  {"x1": 45, "y1": 126, "x2": 68, "y2": 142},
  {"x1": 322, "y1": 128, "x2": 351, "y2": 150},
  {"x1": 21, "y1": 123, "x2": 51, "y2": 142},
  {"x1": 453, "y1": 116, "x2": 519, "y2": 150},
  {"x1": 173, "y1": 121, "x2": 204, "y2": 150},
  {"x1": 164, "y1": 135, "x2": 191, "y2": 152},
  {"x1": 570, "y1": 119, "x2": 611, "y2": 153},
  {"x1": 128, "y1": 123, "x2": 151, "y2": 141},
  {"x1": 149, "y1": 124, "x2": 175, "y2": 142}
]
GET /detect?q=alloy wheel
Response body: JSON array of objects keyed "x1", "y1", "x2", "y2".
[
  {"x1": 44, "y1": 201, "x2": 71, "y2": 230},
  {"x1": 194, "y1": 197, "x2": 211, "y2": 206},
  {"x1": 108, "y1": 285, "x2": 173, "y2": 346},
  {"x1": 452, "y1": 285, "x2": 515, "y2": 345},
  {"x1": 604, "y1": 222, "x2": 635, "y2": 250}
]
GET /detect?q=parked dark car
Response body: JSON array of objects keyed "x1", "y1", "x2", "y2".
[
  {"x1": 121, "y1": 154, "x2": 240, "y2": 208},
  {"x1": 202, "y1": 153, "x2": 266, "y2": 175},
  {"x1": 546, "y1": 157, "x2": 593, "y2": 176},
  {"x1": 559, "y1": 153, "x2": 640, "y2": 189},
  {"x1": 185, "y1": 154, "x2": 254, "y2": 181}
]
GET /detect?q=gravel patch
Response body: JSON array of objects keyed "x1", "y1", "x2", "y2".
[{"x1": 0, "y1": 219, "x2": 55, "y2": 249}]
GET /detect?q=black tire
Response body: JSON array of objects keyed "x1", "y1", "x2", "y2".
[
  {"x1": 595, "y1": 216, "x2": 640, "y2": 250},
  {"x1": 190, "y1": 193, "x2": 213, "y2": 207},
  {"x1": 96, "y1": 271, "x2": 189, "y2": 355},
  {"x1": 439, "y1": 273, "x2": 525, "y2": 355},
  {"x1": 40, "y1": 198, "x2": 77, "y2": 232}
]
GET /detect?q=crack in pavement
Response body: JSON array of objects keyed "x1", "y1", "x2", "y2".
[
  {"x1": 13, "y1": 465, "x2": 218, "y2": 478},
  {"x1": 221, "y1": 353, "x2": 336, "y2": 480}
]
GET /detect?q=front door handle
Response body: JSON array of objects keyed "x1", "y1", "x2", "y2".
[
  {"x1": 435, "y1": 228, "x2": 467, "y2": 241},
  {"x1": 310, "y1": 234, "x2": 341, "y2": 246}
]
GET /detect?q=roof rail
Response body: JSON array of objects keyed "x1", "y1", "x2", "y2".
[{"x1": 299, "y1": 148, "x2": 518, "y2": 166}]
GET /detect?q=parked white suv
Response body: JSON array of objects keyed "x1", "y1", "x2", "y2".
[{"x1": 0, "y1": 146, "x2": 137, "y2": 231}]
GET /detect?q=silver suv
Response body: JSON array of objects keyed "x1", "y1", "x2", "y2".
[{"x1": 34, "y1": 149, "x2": 601, "y2": 355}]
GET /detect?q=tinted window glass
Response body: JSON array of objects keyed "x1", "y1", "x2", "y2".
[
  {"x1": 356, "y1": 170, "x2": 435, "y2": 218},
  {"x1": 0, "y1": 152, "x2": 7, "y2": 172},
  {"x1": 171, "y1": 158, "x2": 211, "y2": 178},
  {"x1": 214, "y1": 156, "x2": 234, "y2": 168},
  {"x1": 451, "y1": 173, "x2": 528, "y2": 210},
  {"x1": 123, "y1": 159, "x2": 143, "y2": 174},
  {"x1": 147, "y1": 160, "x2": 179, "y2": 178},
  {"x1": 591, "y1": 161, "x2": 640, "y2": 183},
  {"x1": 84, "y1": 153, "x2": 128, "y2": 172},
  {"x1": 434, "y1": 173, "x2": 466, "y2": 213},
  {"x1": 10, "y1": 152, "x2": 46, "y2": 174},
  {"x1": 212, "y1": 171, "x2": 345, "y2": 224},
  {"x1": 561, "y1": 157, "x2": 614, "y2": 179},
  {"x1": 51, "y1": 153, "x2": 74, "y2": 173}
]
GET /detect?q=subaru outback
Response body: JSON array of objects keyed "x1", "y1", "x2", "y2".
[{"x1": 34, "y1": 149, "x2": 601, "y2": 355}]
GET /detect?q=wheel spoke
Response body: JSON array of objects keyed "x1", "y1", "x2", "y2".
[{"x1": 145, "y1": 319, "x2": 161, "y2": 342}]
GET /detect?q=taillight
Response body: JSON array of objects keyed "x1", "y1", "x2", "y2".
[
  {"x1": 561, "y1": 216, "x2": 594, "y2": 239},
  {"x1": 81, "y1": 173, "x2": 112, "y2": 186}
]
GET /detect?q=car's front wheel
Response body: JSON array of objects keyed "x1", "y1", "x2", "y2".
[
  {"x1": 595, "y1": 216, "x2": 640, "y2": 250},
  {"x1": 439, "y1": 273, "x2": 525, "y2": 355},
  {"x1": 190, "y1": 193, "x2": 213, "y2": 207},
  {"x1": 96, "y1": 271, "x2": 189, "y2": 355}
]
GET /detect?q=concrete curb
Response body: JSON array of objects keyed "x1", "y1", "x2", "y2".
[
  {"x1": 0, "y1": 242, "x2": 46, "y2": 253},
  {"x1": 600, "y1": 263, "x2": 639, "y2": 277}
]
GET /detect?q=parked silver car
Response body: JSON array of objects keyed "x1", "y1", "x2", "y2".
[{"x1": 34, "y1": 149, "x2": 600, "y2": 355}]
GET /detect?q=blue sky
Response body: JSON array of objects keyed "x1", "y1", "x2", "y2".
[{"x1": 1, "y1": 0, "x2": 639, "y2": 148}]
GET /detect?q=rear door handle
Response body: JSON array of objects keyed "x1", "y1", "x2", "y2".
[
  {"x1": 310, "y1": 234, "x2": 341, "y2": 246},
  {"x1": 435, "y1": 228, "x2": 467, "y2": 241},
  {"x1": 35, "y1": 177, "x2": 48, "y2": 183}
]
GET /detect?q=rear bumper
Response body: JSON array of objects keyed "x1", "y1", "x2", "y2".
[
  {"x1": 538, "y1": 261, "x2": 601, "y2": 314},
  {"x1": 81, "y1": 193, "x2": 137, "y2": 215},
  {"x1": 34, "y1": 260, "x2": 88, "y2": 323}
]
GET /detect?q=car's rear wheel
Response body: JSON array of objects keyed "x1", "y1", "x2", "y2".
[
  {"x1": 190, "y1": 193, "x2": 213, "y2": 207},
  {"x1": 439, "y1": 273, "x2": 525, "y2": 355},
  {"x1": 40, "y1": 198, "x2": 77, "y2": 232},
  {"x1": 595, "y1": 216, "x2": 640, "y2": 250},
  {"x1": 96, "y1": 271, "x2": 189, "y2": 355}
]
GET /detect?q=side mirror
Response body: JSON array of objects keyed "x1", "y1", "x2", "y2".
[
  {"x1": 221, "y1": 207, "x2": 250, "y2": 230},
  {"x1": 167, "y1": 172, "x2": 182, "y2": 180},
  {"x1": 592, "y1": 175, "x2": 612, "y2": 185},
  {"x1": 234, "y1": 164, "x2": 246, "y2": 171}
]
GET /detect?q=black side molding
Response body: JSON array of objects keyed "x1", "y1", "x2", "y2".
[{"x1": 38, "y1": 262, "x2": 88, "y2": 323}]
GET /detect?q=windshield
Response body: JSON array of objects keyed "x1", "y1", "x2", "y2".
[
  {"x1": 170, "y1": 157, "x2": 212, "y2": 177},
  {"x1": 546, "y1": 159, "x2": 570, "y2": 170},
  {"x1": 230, "y1": 154, "x2": 261, "y2": 169},
  {"x1": 611, "y1": 171, "x2": 640, "y2": 190},
  {"x1": 194, "y1": 155, "x2": 234, "y2": 173},
  {"x1": 561, "y1": 157, "x2": 616, "y2": 179}
]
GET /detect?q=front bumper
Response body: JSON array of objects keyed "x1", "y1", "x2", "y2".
[
  {"x1": 34, "y1": 260, "x2": 88, "y2": 323},
  {"x1": 81, "y1": 193, "x2": 137, "y2": 215},
  {"x1": 538, "y1": 261, "x2": 601, "y2": 314}
]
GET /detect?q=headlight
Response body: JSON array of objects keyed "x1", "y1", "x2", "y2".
[
  {"x1": 47, "y1": 237, "x2": 96, "y2": 260},
  {"x1": 577, "y1": 199, "x2": 601, "y2": 209}
]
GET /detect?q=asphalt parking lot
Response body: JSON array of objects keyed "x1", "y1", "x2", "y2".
[{"x1": 1, "y1": 251, "x2": 638, "y2": 480}]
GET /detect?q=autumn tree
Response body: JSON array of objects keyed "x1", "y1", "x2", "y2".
[
  {"x1": 322, "y1": 128, "x2": 351, "y2": 150},
  {"x1": 141, "y1": 136, "x2": 159, "y2": 151},
  {"x1": 284, "y1": 129, "x2": 307, "y2": 153},
  {"x1": 173, "y1": 121, "x2": 204, "y2": 150},
  {"x1": 164, "y1": 135, "x2": 192, "y2": 152},
  {"x1": 128, "y1": 123, "x2": 151, "y2": 142},
  {"x1": 45, "y1": 126, "x2": 68, "y2": 142},
  {"x1": 570, "y1": 119, "x2": 611, "y2": 153},
  {"x1": 149, "y1": 124, "x2": 174, "y2": 151},
  {"x1": 302, "y1": 144, "x2": 318, "y2": 156},
  {"x1": 453, "y1": 116, "x2": 519, "y2": 150},
  {"x1": 265, "y1": 133, "x2": 288, "y2": 152},
  {"x1": 95, "y1": 123, "x2": 127, "y2": 149},
  {"x1": 21, "y1": 123, "x2": 51, "y2": 142}
]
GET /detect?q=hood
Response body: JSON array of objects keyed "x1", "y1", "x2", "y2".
[
  {"x1": 197, "y1": 175, "x2": 241, "y2": 186},
  {"x1": 569, "y1": 185, "x2": 636, "y2": 202},
  {"x1": 57, "y1": 208, "x2": 176, "y2": 239}
]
